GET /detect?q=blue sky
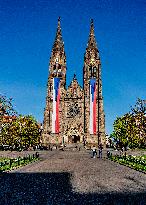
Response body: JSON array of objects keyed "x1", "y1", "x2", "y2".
[{"x1": 0, "y1": 0, "x2": 146, "y2": 134}]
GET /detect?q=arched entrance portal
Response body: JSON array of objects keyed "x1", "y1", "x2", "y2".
[
  {"x1": 72, "y1": 135, "x2": 80, "y2": 143},
  {"x1": 66, "y1": 126, "x2": 83, "y2": 144}
]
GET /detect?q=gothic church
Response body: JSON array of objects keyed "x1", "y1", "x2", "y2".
[{"x1": 42, "y1": 18, "x2": 105, "y2": 146}]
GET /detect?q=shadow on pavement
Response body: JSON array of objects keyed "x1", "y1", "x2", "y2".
[{"x1": 0, "y1": 172, "x2": 146, "y2": 205}]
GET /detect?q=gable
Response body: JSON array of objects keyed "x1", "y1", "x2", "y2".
[{"x1": 65, "y1": 79, "x2": 83, "y2": 99}]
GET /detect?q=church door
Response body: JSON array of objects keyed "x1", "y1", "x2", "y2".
[{"x1": 72, "y1": 135, "x2": 80, "y2": 143}]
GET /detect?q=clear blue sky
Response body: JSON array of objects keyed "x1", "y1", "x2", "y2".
[{"x1": 0, "y1": 0, "x2": 146, "y2": 134}]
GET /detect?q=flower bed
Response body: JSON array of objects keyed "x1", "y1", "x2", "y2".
[
  {"x1": 0, "y1": 152, "x2": 39, "y2": 172},
  {"x1": 108, "y1": 153, "x2": 146, "y2": 173}
]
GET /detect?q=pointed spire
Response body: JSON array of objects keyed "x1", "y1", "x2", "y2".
[
  {"x1": 84, "y1": 19, "x2": 99, "y2": 63},
  {"x1": 53, "y1": 17, "x2": 64, "y2": 52},
  {"x1": 50, "y1": 17, "x2": 66, "y2": 81},
  {"x1": 87, "y1": 19, "x2": 97, "y2": 49}
]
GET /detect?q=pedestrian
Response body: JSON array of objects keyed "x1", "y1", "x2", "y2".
[
  {"x1": 98, "y1": 143, "x2": 103, "y2": 158},
  {"x1": 83, "y1": 137, "x2": 86, "y2": 147},
  {"x1": 92, "y1": 146, "x2": 97, "y2": 158},
  {"x1": 33, "y1": 145, "x2": 36, "y2": 151}
]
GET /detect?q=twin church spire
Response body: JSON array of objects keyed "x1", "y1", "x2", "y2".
[{"x1": 50, "y1": 18, "x2": 99, "y2": 79}]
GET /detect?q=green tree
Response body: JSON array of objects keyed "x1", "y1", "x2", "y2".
[
  {"x1": 130, "y1": 98, "x2": 146, "y2": 148},
  {"x1": 111, "y1": 114, "x2": 132, "y2": 149},
  {"x1": 110, "y1": 99, "x2": 146, "y2": 149},
  {"x1": 0, "y1": 95, "x2": 40, "y2": 149},
  {"x1": 16, "y1": 115, "x2": 40, "y2": 148},
  {"x1": 0, "y1": 94, "x2": 17, "y2": 117},
  {"x1": 0, "y1": 94, "x2": 17, "y2": 146},
  {"x1": 2, "y1": 115, "x2": 40, "y2": 149}
]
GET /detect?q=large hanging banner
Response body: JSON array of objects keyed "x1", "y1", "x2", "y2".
[
  {"x1": 89, "y1": 79, "x2": 96, "y2": 134},
  {"x1": 52, "y1": 78, "x2": 60, "y2": 133}
]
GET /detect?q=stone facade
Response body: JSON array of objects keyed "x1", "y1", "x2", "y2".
[{"x1": 42, "y1": 18, "x2": 106, "y2": 146}]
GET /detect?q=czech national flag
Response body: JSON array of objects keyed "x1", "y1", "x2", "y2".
[
  {"x1": 89, "y1": 79, "x2": 96, "y2": 134},
  {"x1": 52, "y1": 78, "x2": 60, "y2": 133}
]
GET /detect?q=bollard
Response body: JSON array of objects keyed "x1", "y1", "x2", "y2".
[
  {"x1": 18, "y1": 157, "x2": 20, "y2": 166},
  {"x1": 124, "y1": 152, "x2": 126, "y2": 159},
  {"x1": 110, "y1": 153, "x2": 112, "y2": 158},
  {"x1": 107, "y1": 151, "x2": 110, "y2": 158},
  {"x1": 10, "y1": 159, "x2": 12, "y2": 167},
  {"x1": 35, "y1": 152, "x2": 39, "y2": 158},
  {"x1": 28, "y1": 155, "x2": 30, "y2": 161}
]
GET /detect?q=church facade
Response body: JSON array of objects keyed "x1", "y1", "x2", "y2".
[{"x1": 42, "y1": 18, "x2": 105, "y2": 146}]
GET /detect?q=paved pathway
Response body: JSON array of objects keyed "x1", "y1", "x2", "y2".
[{"x1": 0, "y1": 151, "x2": 146, "y2": 205}]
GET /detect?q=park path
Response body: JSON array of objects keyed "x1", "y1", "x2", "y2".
[{"x1": 0, "y1": 150, "x2": 146, "y2": 205}]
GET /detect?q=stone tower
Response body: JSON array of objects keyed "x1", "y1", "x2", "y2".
[
  {"x1": 42, "y1": 18, "x2": 105, "y2": 147},
  {"x1": 83, "y1": 19, "x2": 105, "y2": 145},
  {"x1": 42, "y1": 17, "x2": 67, "y2": 144}
]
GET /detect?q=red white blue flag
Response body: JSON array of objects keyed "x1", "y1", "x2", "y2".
[
  {"x1": 52, "y1": 78, "x2": 60, "y2": 133},
  {"x1": 89, "y1": 79, "x2": 96, "y2": 134}
]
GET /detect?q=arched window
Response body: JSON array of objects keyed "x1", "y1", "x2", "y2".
[
  {"x1": 56, "y1": 57, "x2": 59, "y2": 63},
  {"x1": 89, "y1": 65, "x2": 93, "y2": 77},
  {"x1": 58, "y1": 64, "x2": 61, "y2": 72},
  {"x1": 93, "y1": 67, "x2": 97, "y2": 77},
  {"x1": 53, "y1": 64, "x2": 56, "y2": 70}
]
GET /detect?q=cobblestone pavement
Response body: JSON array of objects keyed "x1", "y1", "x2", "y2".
[{"x1": 0, "y1": 150, "x2": 146, "y2": 205}]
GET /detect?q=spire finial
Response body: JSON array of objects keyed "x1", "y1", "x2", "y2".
[
  {"x1": 57, "y1": 16, "x2": 61, "y2": 31},
  {"x1": 91, "y1": 18, "x2": 93, "y2": 25},
  {"x1": 90, "y1": 18, "x2": 94, "y2": 36},
  {"x1": 73, "y1": 73, "x2": 76, "y2": 80}
]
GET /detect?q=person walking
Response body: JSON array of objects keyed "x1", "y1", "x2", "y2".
[
  {"x1": 98, "y1": 143, "x2": 103, "y2": 159},
  {"x1": 92, "y1": 146, "x2": 97, "y2": 158}
]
